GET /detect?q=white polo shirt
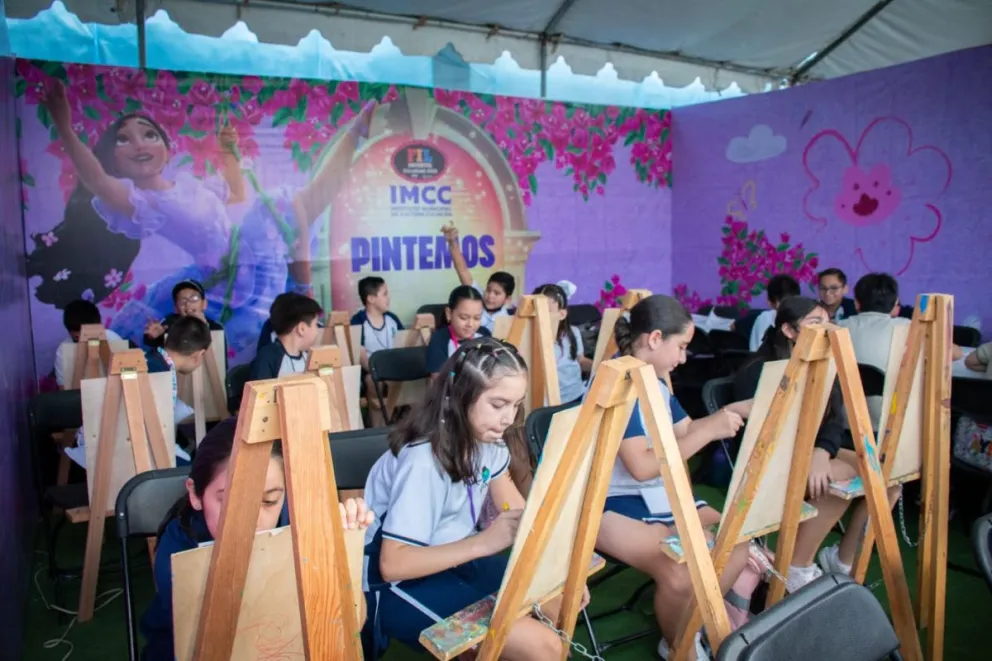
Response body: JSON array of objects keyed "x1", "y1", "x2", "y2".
[{"x1": 839, "y1": 311, "x2": 910, "y2": 427}]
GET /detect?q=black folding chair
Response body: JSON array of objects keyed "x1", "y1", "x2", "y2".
[
  {"x1": 972, "y1": 512, "x2": 992, "y2": 595},
  {"x1": 953, "y1": 325, "x2": 982, "y2": 348},
  {"x1": 29, "y1": 390, "x2": 91, "y2": 607},
  {"x1": 417, "y1": 303, "x2": 448, "y2": 330},
  {"x1": 368, "y1": 346, "x2": 429, "y2": 423},
  {"x1": 716, "y1": 574, "x2": 902, "y2": 660},
  {"x1": 329, "y1": 427, "x2": 391, "y2": 491},
  {"x1": 115, "y1": 467, "x2": 191, "y2": 661},
  {"x1": 526, "y1": 402, "x2": 655, "y2": 655},
  {"x1": 567, "y1": 303, "x2": 601, "y2": 326},
  {"x1": 226, "y1": 362, "x2": 252, "y2": 414},
  {"x1": 858, "y1": 363, "x2": 886, "y2": 398}
]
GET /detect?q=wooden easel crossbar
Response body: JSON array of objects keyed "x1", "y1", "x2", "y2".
[
  {"x1": 190, "y1": 376, "x2": 363, "y2": 661},
  {"x1": 305, "y1": 345, "x2": 355, "y2": 433},
  {"x1": 590, "y1": 289, "x2": 651, "y2": 374},
  {"x1": 70, "y1": 323, "x2": 114, "y2": 390},
  {"x1": 418, "y1": 356, "x2": 729, "y2": 659},
  {"x1": 496, "y1": 295, "x2": 562, "y2": 414},
  {"x1": 323, "y1": 310, "x2": 355, "y2": 365},
  {"x1": 78, "y1": 349, "x2": 174, "y2": 621},
  {"x1": 177, "y1": 329, "x2": 229, "y2": 443}
]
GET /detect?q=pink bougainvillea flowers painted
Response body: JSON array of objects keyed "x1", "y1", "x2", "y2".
[{"x1": 802, "y1": 116, "x2": 951, "y2": 275}]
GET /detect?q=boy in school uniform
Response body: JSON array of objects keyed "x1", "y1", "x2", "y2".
[
  {"x1": 350, "y1": 276, "x2": 404, "y2": 369},
  {"x1": 816, "y1": 268, "x2": 858, "y2": 322},
  {"x1": 748, "y1": 274, "x2": 801, "y2": 352},
  {"x1": 249, "y1": 293, "x2": 322, "y2": 380},
  {"x1": 440, "y1": 224, "x2": 514, "y2": 333},
  {"x1": 54, "y1": 299, "x2": 125, "y2": 389},
  {"x1": 144, "y1": 279, "x2": 224, "y2": 349}
]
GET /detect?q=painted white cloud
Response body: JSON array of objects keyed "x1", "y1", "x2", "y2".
[{"x1": 725, "y1": 124, "x2": 788, "y2": 163}]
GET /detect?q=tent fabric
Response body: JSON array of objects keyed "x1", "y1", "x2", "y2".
[{"x1": 8, "y1": 0, "x2": 992, "y2": 91}]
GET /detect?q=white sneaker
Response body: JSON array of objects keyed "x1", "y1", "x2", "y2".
[
  {"x1": 658, "y1": 632, "x2": 710, "y2": 660},
  {"x1": 785, "y1": 563, "x2": 823, "y2": 594},
  {"x1": 817, "y1": 544, "x2": 852, "y2": 575}
]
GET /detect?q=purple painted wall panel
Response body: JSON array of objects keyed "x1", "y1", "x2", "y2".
[
  {"x1": 671, "y1": 46, "x2": 992, "y2": 332},
  {"x1": 0, "y1": 54, "x2": 35, "y2": 660}
]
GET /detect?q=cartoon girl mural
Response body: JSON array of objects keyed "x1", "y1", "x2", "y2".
[{"x1": 32, "y1": 79, "x2": 373, "y2": 355}]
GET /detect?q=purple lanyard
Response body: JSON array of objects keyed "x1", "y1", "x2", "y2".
[{"x1": 467, "y1": 484, "x2": 478, "y2": 530}]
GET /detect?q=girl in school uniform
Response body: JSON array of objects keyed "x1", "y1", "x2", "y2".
[
  {"x1": 732, "y1": 296, "x2": 900, "y2": 593},
  {"x1": 363, "y1": 338, "x2": 588, "y2": 659},
  {"x1": 596, "y1": 295, "x2": 753, "y2": 660},
  {"x1": 141, "y1": 418, "x2": 375, "y2": 661},
  {"x1": 425, "y1": 285, "x2": 492, "y2": 375},
  {"x1": 532, "y1": 283, "x2": 592, "y2": 404}
]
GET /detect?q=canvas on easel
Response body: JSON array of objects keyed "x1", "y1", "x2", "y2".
[
  {"x1": 673, "y1": 322, "x2": 932, "y2": 661},
  {"x1": 302, "y1": 346, "x2": 363, "y2": 432},
  {"x1": 184, "y1": 376, "x2": 365, "y2": 661},
  {"x1": 418, "y1": 356, "x2": 729, "y2": 660},
  {"x1": 77, "y1": 349, "x2": 177, "y2": 621},
  {"x1": 176, "y1": 329, "x2": 229, "y2": 443},
  {"x1": 590, "y1": 289, "x2": 651, "y2": 374},
  {"x1": 492, "y1": 295, "x2": 561, "y2": 415},
  {"x1": 321, "y1": 310, "x2": 355, "y2": 366},
  {"x1": 62, "y1": 323, "x2": 128, "y2": 390}
]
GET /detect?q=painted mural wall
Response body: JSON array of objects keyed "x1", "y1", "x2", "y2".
[
  {"x1": 0, "y1": 56, "x2": 36, "y2": 661},
  {"x1": 671, "y1": 46, "x2": 991, "y2": 332},
  {"x1": 17, "y1": 61, "x2": 673, "y2": 379}
]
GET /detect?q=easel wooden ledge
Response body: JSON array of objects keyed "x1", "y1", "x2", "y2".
[
  {"x1": 323, "y1": 310, "x2": 355, "y2": 365},
  {"x1": 78, "y1": 349, "x2": 173, "y2": 621},
  {"x1": 419, "y1": 355, "x2": 727, "y2": 660},
  {"x1": 674, "y1": 322, "x2": 926, "y2": 661},
  {"x1": 191, "y1": 375, "x2": 363, "y2": 661}
]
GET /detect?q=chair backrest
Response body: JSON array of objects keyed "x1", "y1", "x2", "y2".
[
  {"x1": 566, "y1": 304, "x2": 601, "y2": 326},
  {"x1": 702, "y1": 376, "x2": 736, "y2": 415},
  {"x1": 712, "y1": 306, "x2": 740, "y2": 320},
  {"x1": 329, "y1": 427, "x2": 392, "y2": 491},
  {"x1": 525, "y1": 400, "x2": 582, "y2": 459},
  {"x1": 369, "y1": 346, "x2": 429, "y2": 383},
  {"x1": 687, "y1": 329, "x2": 715, "y2": 356},
  {"x1": 226, "y1": 362, "x2": 252, "y2": 412},
  {"x1": 417, "y1": 303, "x2": 448, "y2": 330},
  {"x1": 708, "y1": 329, "x2": 749, "y2": 354},
  {"x1": 951, "y1": 378, "x2": 992, "y2": 423},
  {"x1": 858, "y1": 363, "x2": 886, "y2": 398},
  {"x1": 29, "y1": 389, "x2": 83, "y2": 433},
  {"x1": 953, "y1": 325, "x2": 982, "y2": 348},
  {"x1": 115, "y1": 467, "x2": 192, "y2": 539},
  {"x1": 716, "y1": 574, "x2": 900, "y2": 661},
  {"x1": 973, "y1": 513, "x2": 992, "y2": 594}
]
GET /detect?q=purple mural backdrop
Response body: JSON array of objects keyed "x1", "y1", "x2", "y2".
[
  {"x1": 16, "y1": 61, "x2": 673, "y2": 380},
  {"x1": 671, "y1": 46, "x2": 992, "y2": 332},
  {"x1": 0, "y1": 56, "x2": 36, "y2": 661}
]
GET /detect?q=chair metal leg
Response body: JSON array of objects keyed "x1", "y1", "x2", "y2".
[
  {"x1": 121, "y1": 538, "x2": 139, "y2": 661},
  {"x1": 586, "y1": 578, "x2": 656, "y2": 653},
  {"x1": 579, "y1": 607, "x2": 601, "y2": 657},
  {"x1": 588, "y1": 578, "x2": 653, "y2": 622}
]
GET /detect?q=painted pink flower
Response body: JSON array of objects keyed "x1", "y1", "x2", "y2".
[
  {"x1": 241, "y1": 76, "x2": 264, "y2": 95},
  {"x1": 179, "y1": 134, "x2": 220, "y2": 177},
  {"x1": 65, "y1": 64, "x2": 100, "y2": 103},
  {"x1": 237, "y1": 100, "x2": 264, "y2": 126},
  {"x1": 188, "y1": 105, "x2": 217, "y2": 133},
  {"x1": 104, "y1": 268, "x2": 123, "y2": 289},
  {"x1": 17, "y1": 62, "x2": 49, "y2": 104},
  {"x1": 105, "y1": 67, "x2": 147, "y2": 103},
  {"x1": 803, "y1": 117, "x2": 951, "y2": 275},
  {"x1": 188, "y1": 79, "x2": 220, "y2": 107},
  {"x1": 40, "y1": 232, "x2": 57, "y2": 247}
]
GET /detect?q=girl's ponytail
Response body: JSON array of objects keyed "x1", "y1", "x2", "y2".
[{"x1": 614, "y1": 314, "x2": 635, "y2": 356}]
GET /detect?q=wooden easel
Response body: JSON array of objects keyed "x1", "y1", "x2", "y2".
[
  {"x1": 674, "y1": 322, "x2": 926, "y2": 661},
  {"x1": 322, "y1": 310, "x2": 354, "y2": 365},
  {"x1": 418, "y1": 356, "x2": 726, "y2": 659},
  {"x1": 827, "y1": 294, "x2": 952, "y2": 661},
  {"x1": 378, "y1": 314, "x2": 436, "y2": 419},
  {"x1": 493, "y1": 295, "x2": 561, "y2": 414},
  {"x1": 590, "y1": 289, "x2": 652, "y2": 373},
  {"x1": 69, "y1": 324, "x2": 115, "y2": 390},
  {"x1": 305, "y1": 346, "x2": 360, "y2": 433},
  {"x1": 177, "y1": 329, "x2": 229, "y2": 443},
  {"x1": 189, "y1": 376, "x2": 364, "y2": 661},
  {"x1": 78, "y1": 349, "x2": 175, "y2": 621}
]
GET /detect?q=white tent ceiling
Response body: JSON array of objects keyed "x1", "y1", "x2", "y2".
[{"x1": 7, "y1": 0, "x2": 992, "y2": 92}]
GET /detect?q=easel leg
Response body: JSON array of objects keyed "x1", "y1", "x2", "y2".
[
  {"x1": 78, "y1": 377, "x2": 123, "y2": 622},
  {"x1": 554, "y1": 400, "x2": 634, "y2": 660},
  {"x1": 767, "y1": 359, "x2": 831, "y2": 607}
]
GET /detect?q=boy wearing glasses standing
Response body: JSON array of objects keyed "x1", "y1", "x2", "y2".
[
  {"x1": 143, "y1": 279, "x2": 225, "y2": 349},
  {"x1": 817, "y1": 268, "x2": 858, "y2": 322}
]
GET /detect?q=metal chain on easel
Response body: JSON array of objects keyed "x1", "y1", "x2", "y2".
[
  {"x1": 897, "y1": 492, "x2": 920, "y2": 548},
  {"x1": 532, "y1": 603, "x2": 605, "y2": 661}
]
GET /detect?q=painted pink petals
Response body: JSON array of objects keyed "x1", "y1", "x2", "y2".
[{"x1": 803, "y1": 117, "x2": 951, "y2": 275}]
